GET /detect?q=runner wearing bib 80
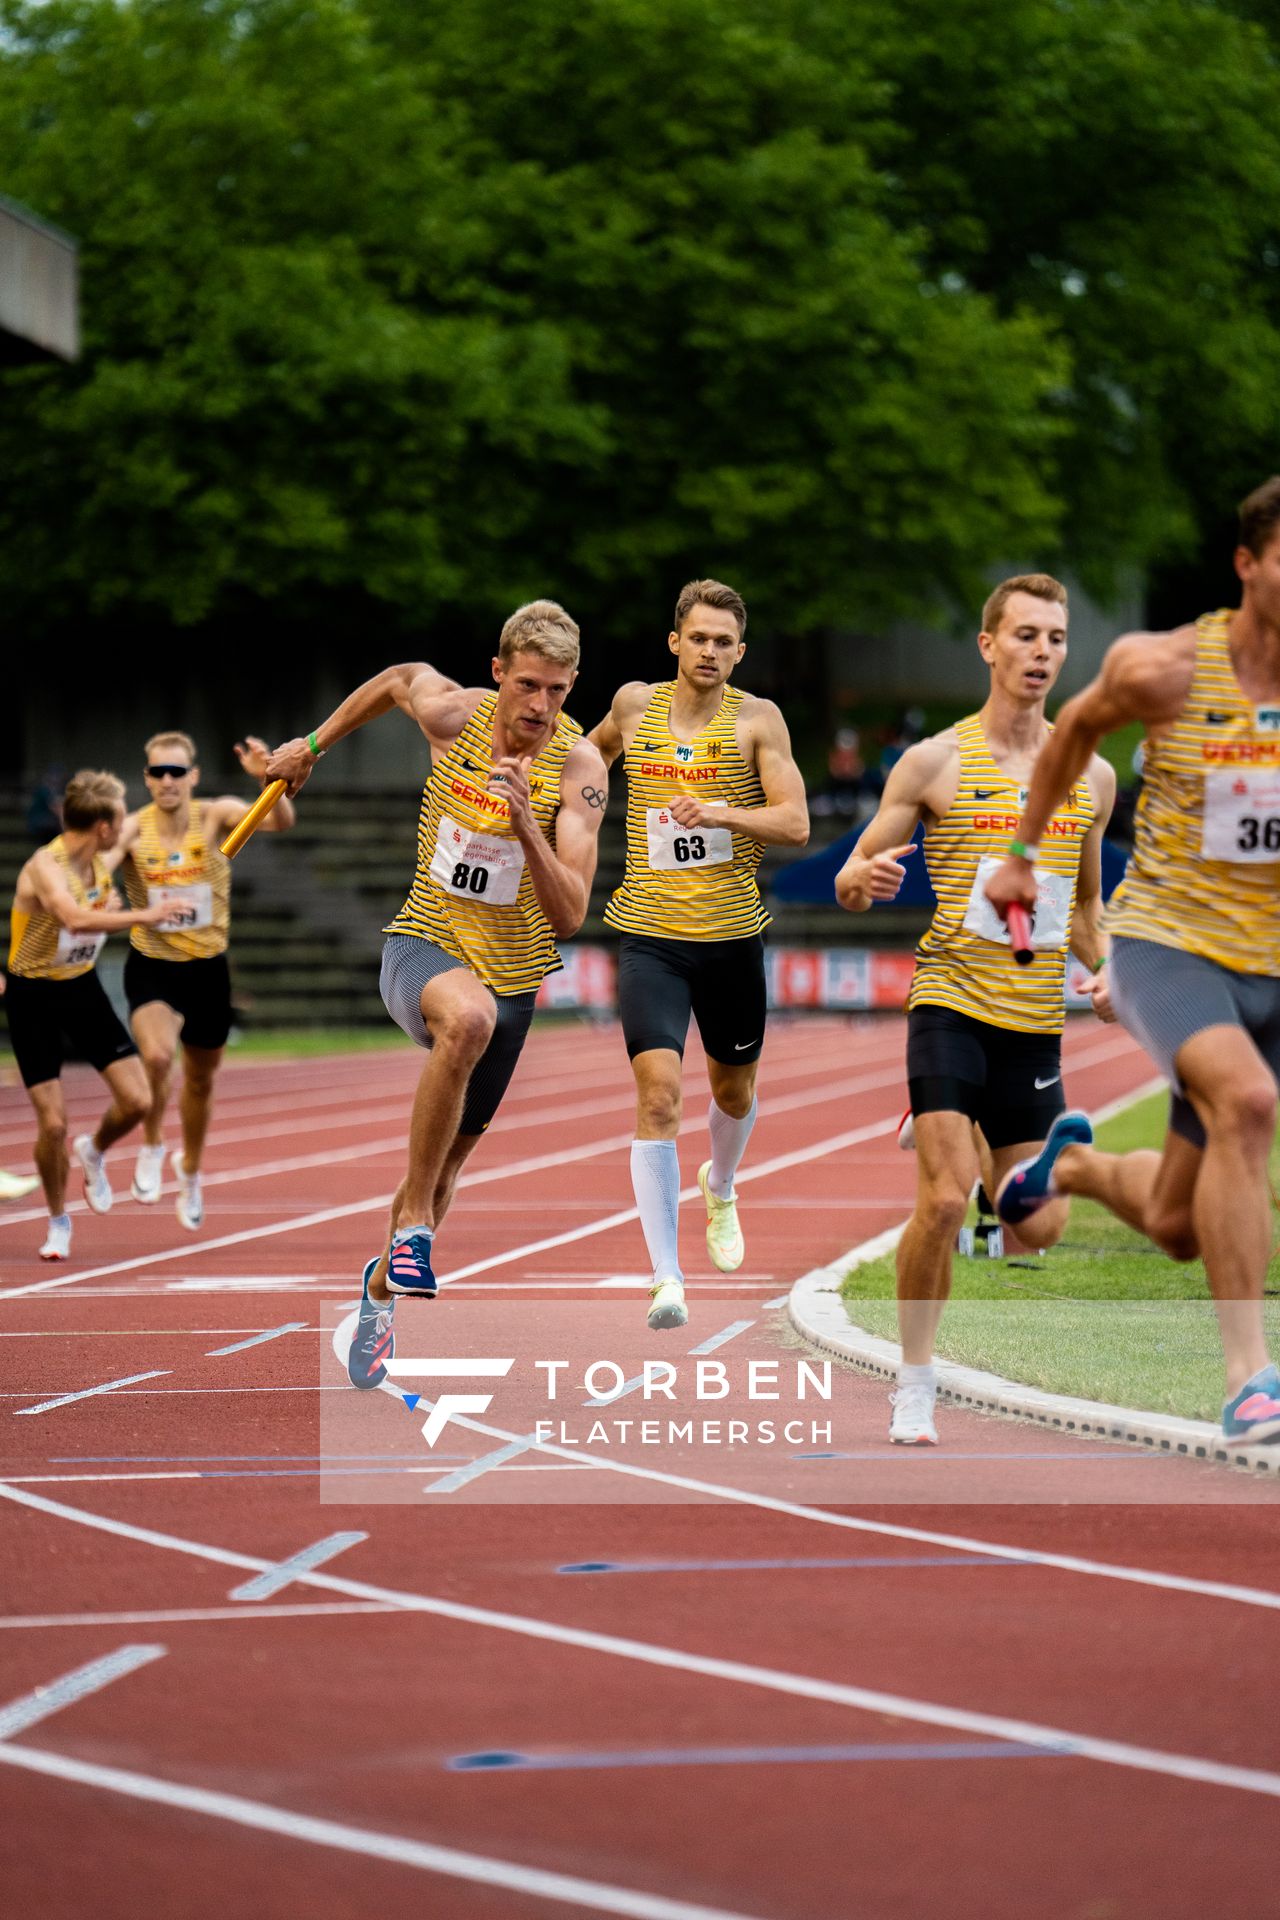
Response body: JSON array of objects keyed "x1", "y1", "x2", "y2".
[
  {"x1": 836, "y1": 575, "x2": 1115, "y2": 1446},
  {"x1": 6, "y1": 770, "x2": 169, "y2": 1261},
  {"x1": 115, "y1": 731, "x2": 296, "y2": 1232},
  {"x1": 589, "y1": 579, "x2": 809, "y2": 1333},
  {"x1": 265, "y1": 599, "x2": 607, "y2": 1389},
  {"x1": 986, "y1": 479, "x2": 1280, "y2": 1448}
]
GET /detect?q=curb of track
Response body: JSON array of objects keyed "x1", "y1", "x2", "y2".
[{"x1": 788, "y1": 1227, "x2": 1280, "y2": 1477}]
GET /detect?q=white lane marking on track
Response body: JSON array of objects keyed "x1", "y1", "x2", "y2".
[
  {"x1": 13, "y1": 1371, "x2": 169, "y2": 1416},
  {"x1": 688, "y1": 1321, "x2": 756, "y2": 1355},
  {"x1": 0, "y1": 1603, "x2": 405, "y2": 1629},
  {"x1": 4, "y1": 1483, "x2": 1280, "y2": 1800},
  {"x1": 0, "y1": 1744, "x2": 770, "y2": 1920},
  {"x1": 0, "y1": 1327, "x2": 318, "y2": 1336},
  {"x1": 0, "y1": 1644, "x2": 166, "y2": 1738},
  {"x1": 205, "y1": 1322, "x2": 309, "y2": 1356},
  {"x1": 229, "y1": 1531, "x2": 368, "y2": 1600},
  {"x1": 426, "y1": 1436, "x2": 552, "y2": 1494}
]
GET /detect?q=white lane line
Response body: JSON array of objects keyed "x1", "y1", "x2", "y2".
[
  {"x1": 229, "y1": 1531, "x2": 368, "y2": 1601},
  {"x1": 205, "y1": 1322, "x2": 309, "y2": 1357},
  {"x1": 0, "y1": 1603, "x2": 403, "y2": 1629},
  {"x1": 0, "y1": 1328, "x2": 317, "y2": 1338},
  {"x1": 0, "y1": 1644, "x2": 166, "y2": 1739},
  {"x1": 3, "y1": 1484, "x2": 1279, "y2": 1800},
  {"x1": 762, "y1": 1295, "x2": 790, "y2": 1308},
  {"x1": 426, "y1": 1437, "x2": 551, "y2": 1495},
  {"x1": 0, "y1": 1744, "x2": 770, "y2": 1920},
  {"x1": 13, "y1": 1371, "x2": 169, "y2": 1417},
  {"x1": 688, "y1": 1321, "x2": 756, "y2": 1356}
]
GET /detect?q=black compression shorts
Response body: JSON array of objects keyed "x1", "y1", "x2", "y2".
[
  {"x1": 617, "y1": 932, "x2": 766, "y2": 1065},
  {"x1": 4, "y1": 969, "x2": 138, "y2": 1090},
  {"x1": 124, "y1": 950, "x2": 234, "y2": 1052},
  {"x1": 906, "y1": 1003, "x2": 1065, "y2": 1150}
]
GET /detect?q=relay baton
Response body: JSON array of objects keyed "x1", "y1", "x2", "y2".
[
  {"x1": 1006, "y1": 902, "x2": 1034, "y2": 967},
  {"x1": 221, "y1": 780, "x2": 287, "y2": 859}
]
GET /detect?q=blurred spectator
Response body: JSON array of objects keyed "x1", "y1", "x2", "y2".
[
  {"x1": 814, "y1": 725, "x2": 875, "y2": 817},
  {"x1": 26, "y1": 765, "x2": 65, "y2": 844},
  {"x1": 877, "y1": 706, "x2": 926, "y2": 780}
]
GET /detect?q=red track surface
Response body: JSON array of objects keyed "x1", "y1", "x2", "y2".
[{"x1": 1, "y1": 1016, "x2": 1278, "y2": 1920}]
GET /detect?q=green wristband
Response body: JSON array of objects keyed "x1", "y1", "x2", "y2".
[
  {"x1": 1089, "y1": 956, "x2": 1108, "y2": 974},
  {"x1": 1008, "y1": 837, "x2": 1039, "y2": 862},
  {"x1": 307, "y1": 730, "x2": 325, "y2": 759}
]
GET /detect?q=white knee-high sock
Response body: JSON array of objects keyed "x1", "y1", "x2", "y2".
[
  {"x1": 706, "y1": 1097, "x2": 757, "y2": 1200},
  {"x1": 630, "y1": 1140, "x2": 683, "y2": 1283}
]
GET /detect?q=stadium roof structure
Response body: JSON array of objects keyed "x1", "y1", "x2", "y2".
[{"x1": 0, "y1": 192, "x2": 79, "y2": 364}]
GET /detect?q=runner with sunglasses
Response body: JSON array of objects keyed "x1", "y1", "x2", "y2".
[{"x1": 114, "y1": 731, "x2": 296, "y2": 1229}]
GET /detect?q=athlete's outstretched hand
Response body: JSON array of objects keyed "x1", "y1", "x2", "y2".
[
  {"x1": 233, "y1": 735, "x2": 274, "y2": 782},
  {"x1": 1085, "y1": 966, "x2": 1116, "y2": 1024},
  {"x1": 863, "y1": 842, "x2": 917, "y2": 901},
  {"x1": 490, "y1": 756, "x2": 535, "y2": 836},
  {"x1": 983, "y1": 854, "x2": 1038, "y2": 919},
  {"x1": 264, "y1": 737, "x2": 317, "y2": 797}
]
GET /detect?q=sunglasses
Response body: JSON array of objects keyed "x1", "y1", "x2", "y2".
[{"x1": 146, "y1": 763, "x2": 191, "y2": 780}]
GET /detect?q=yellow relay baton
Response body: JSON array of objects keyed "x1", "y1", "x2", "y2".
[{"x1": 221, "y1": 779, "x2": 287, "y2": 859}]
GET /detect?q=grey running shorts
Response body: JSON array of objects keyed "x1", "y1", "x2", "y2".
[{"x1": 379, "y1": 933, "x2": 536, "y2": 1135}]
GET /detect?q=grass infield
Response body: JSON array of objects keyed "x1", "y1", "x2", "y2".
[{"x1": 840, "y1": 1091, "x2": 1280, "y2": 1422}]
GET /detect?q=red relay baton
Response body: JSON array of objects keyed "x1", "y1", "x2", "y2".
[{"x1": 1006, "y1": 902, "x2": 1034, "y2": 967}]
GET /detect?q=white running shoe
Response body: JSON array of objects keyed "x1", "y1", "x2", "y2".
[
  {"x1": 132, "y1": 1143, "x2": 166, "y2": 1204},
  {"x1": 897, "y1": 1109, "x2": 915, "y2": 1151},
  {"x1": 171, "y1": 1150, "x2": 204, "y2": 1231},
  {"x1": 74, "y1": 1134, "x2": 112, "y2": 1214},
  {"x1": 39, "y1": 1218, "x2": 72, "y2": 1261},
  {"x1": 0, "y1": 1170, "x2": 40, "y2": 1201},
  {"x1": 697, "y1": 1161, "x2": 745, "y2": 1272},
  {"x1": 888, "y1": 1382, "x2": 938, "y2": 1446},
  {"x1": 647, "y1": 1277, "x2": 688, "y2": 1331}
]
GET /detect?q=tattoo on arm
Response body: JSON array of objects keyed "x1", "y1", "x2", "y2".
[{"x1": 581, "y1": 786, "x2": 608, "y2": 812}]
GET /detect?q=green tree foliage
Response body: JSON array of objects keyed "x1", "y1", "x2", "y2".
[{"x1": 0, "y1": 0, "x2": 1277, "y2": 645}]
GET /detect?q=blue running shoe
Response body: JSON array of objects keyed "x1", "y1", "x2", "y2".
[
  {"x1": 348, "y1": 1258, "x2": 395, "y2": 1390},
  {"x1": 385, "y1": 1224, "x2": 437, "y2": 1299},
  {"x1": 1222, "y1": 1364, "x2": 1280, "y2": 1445},
  {"x1": 995, "y1": 1111, "x2": 1093, "y2": 1226}
]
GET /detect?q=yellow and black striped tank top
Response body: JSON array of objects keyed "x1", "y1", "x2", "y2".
[
  {"x1": 123, "y1": 801, "x2": 231, "y2": 960},
  {"x1": 1107, "y1": 610, "x2": 1280, "y2": 974},
  {"x1": 9, "y1": 837, "x2": 112, "y2": 981},
  {"x1": 385, "y1": 694, "x2": 582, "y2": 995},
  {"x1": 908, "y1": 715, "x2": 1095, "y2": 1033},
  {"x1": 603, "y1": 682, "x2": 769, "y2": 942}
]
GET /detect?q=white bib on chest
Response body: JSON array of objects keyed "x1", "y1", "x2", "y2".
[
  {"x1": 430, "y1": 814, "x2": 526, "y2": 905},
  {"x1": 645, "y1": 805, "x2": 732, "y2": 871},
  {"x1": 1201, "y1": 768, "x2": 1280, "y2": 863},
  {"x1": 147, "y1": 882, "x2": 214, "y2": 932},
  {"x1": 963, "y1": 854, "x2": 1073, "y2": 950}
]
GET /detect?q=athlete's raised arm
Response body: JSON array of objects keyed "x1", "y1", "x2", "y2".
[
  {"x1": 834, "y1": 734, "x2": 955, "y2": 911},
  {"x1": 22, "y1": 848, "x2": 167, "y2": 934},
  {"x1": 265, "y1": 662, "x2": 467, "y2": 795},
  {"x1": 985, "y1": 629, "x2": 1195, "y2": 920},
  {"x1": 490, "y1": 738, "x2": 606, "y2": 940},
  {"x1": 204, "y1": 735, "x2": 297, "y2": 837},
  {"x1": 666, "y1": 698, "x2": 808, "y2": 848},
  {"x1": 586, "y1": 682, "x2": 650, "y2": 771}
]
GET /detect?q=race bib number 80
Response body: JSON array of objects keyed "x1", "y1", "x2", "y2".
[
  {"x1": 430, "y1": 815, "x2": 525, "y2": 905},
  {"x1": 645, "y1": 806, "x2": 732, "y2": 871},
  {"x1": 1202, "y1": 770, "x2": 1280, "y2": 863}
]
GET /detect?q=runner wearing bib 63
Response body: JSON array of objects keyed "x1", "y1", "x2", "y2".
[
  {"x1": 115, "y1": 730, "x2": 296, "y2": 1231},
  {"x1": 6, "y1": 770, "x2": 168, "y2": 1261},
  {"x1": 265, "y1": 599, "x2": 607, "y2": 1387},
  {"x1": 985, "y1": 478, "x2": 1280, "y2": 1447},
  {"x1": 590, "y1": 579, "x2": 809, "y2": 1334},
  {"x1": 836, "y1": 574, "x2": 1115, "y2": 1446}
]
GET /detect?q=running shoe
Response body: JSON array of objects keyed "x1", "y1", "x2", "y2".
[
  {"x1": 647, "y1": 1277, "x2": 688, "y2": 1331},
  {"x1": 170, "y1": 1150, "x2": 204, "y2": 1231},
  {"x1": 348, "y1": 1258, "x2": 395, "y2": 1390},
  {"x1": 897, "y1": 1109, "x2": 915, "y2": 1151},
  {"x1": 1222, "y1": 1364, "x2": 1280, "y2": 1446},
  {"x1": 888, "y1": 1381, "x2": 938, "y2": 1446},
  {"x1": 385, "y1": 1225, "x2": 437, "y2": 1298},
  {"x1": 697, "y1": 1161, "x2": 745, "y2": 1272},
  {"x1": 74, "y1": 1134, "x2": 112, "y2": 1214},
  {"x1": 39, "y1": 1217, "x2": 71, "y2": 1262},
  {"x1": 132, "y1": 1142, "x2": 166, "y2": 1204},
  {"x1": 0, "y1": 1170, "x2": 40, "y2": 1201},
  {"x1": 995, "y1": 1111, "x2": 1093, "y2": 1225}
]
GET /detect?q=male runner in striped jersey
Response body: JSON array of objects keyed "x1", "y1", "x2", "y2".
[
  {"x1": 589, "y1": 579, "x2": 808, "y2": 1332},
  {"x1": 6, "y1": 771, "x2": 169, "y2": 1259},
  {"x1": 987, "y1": 481, "x2": 1280, "y2": 1446},
  {"x1": 836, "y1": 575, "x2": 1115, "y2": 1444},
  {"x1": 114, "y1": 730, "x2": 296, "y2": 1231},
  {"x1": 266, "y1": 600, "x2": 607, "y2": 1387}
]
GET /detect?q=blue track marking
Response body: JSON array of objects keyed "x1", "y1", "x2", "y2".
[
  {"x1": 229, "y1": 1532, "x2": 368, "y2": 1600},
  {"x1": 558, "y1": 1554, "x2": 1027, "y2": 1573},
  {"x1": 449, "y1": 1739, "x2": 1065, "y2": 1772},
  {"x1": 205, "y1": 1322, "x2": 308, "y2": 1357}
]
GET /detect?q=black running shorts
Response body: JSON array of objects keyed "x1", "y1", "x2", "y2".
[
  {"x1": 123, "y1": 950, "x2": 235, "y2": 1052},
  {"x1": 4, "y1": 969, "x2": 138, "y2": 1090},
  {"x1": 906, "y1": 1003, "x2": 1065, "y2": 1150},
  {"x1": 617, "y1": 932, "x2": 767, "y2": 1065}
]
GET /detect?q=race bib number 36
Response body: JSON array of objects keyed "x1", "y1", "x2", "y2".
[
  {"x1": 1202, "y1": 770, "x2": 1280, "y2": 863},
  {"x1": 430, "y1": 815, "x2": 525, "y2": 905},
  {"x1": 147, "y1": 883, "x2": 214, "y2": 932},
  {"x1": 645, "y1": 806, "x2": 732, "y2": 871},
  {"x1": 963, "y1": 855, "x2": 1072, "y2": 951},
  {"x1": 55, "y1": 928, "x2": 106, "y2": 969}
]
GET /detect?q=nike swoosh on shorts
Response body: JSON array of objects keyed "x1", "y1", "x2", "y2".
[{"x1": 1034, "y1": 1075, "x2": 1060, "y2": 1090}]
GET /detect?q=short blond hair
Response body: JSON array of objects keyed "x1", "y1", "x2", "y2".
[
  {"x1": 498, "y1": 600, "x2": 580, "y2": 669},
  {"x1": 144, "y1": 729, "x2": 197, "y2": 764},
  {"x1": 981, "y1": 573, "x2": 1068, "y2": 636},
  {"x1": 674, "y1": 578, "x2": 747, "y2": 639},
  {"x1": 63, "y1": 769, "x2": 126, "y2": 830}
]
